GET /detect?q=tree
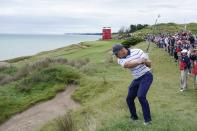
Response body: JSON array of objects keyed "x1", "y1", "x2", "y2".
[
  {"x1": 130, "y1": 25, "x2": 137, "y2": 33},
  {"x1": 129, "y1": 24, "x2": 148, "y2": 33}
]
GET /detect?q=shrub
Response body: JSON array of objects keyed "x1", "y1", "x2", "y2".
[
  {"x1": 0, "y1": 66, "x2": 17, "y2": 75},
  {"x1": 14, "y1": 64, "x2": 30, "y2": 79},
  {"x1": 0, "y1": 57, "x2": 88, "y2": 85},
  {"x1": 0, "y1": 65, "x2": 17, "y2": 84},
  {"x1": 121, "y1": 36, "x2": 144, "y2": 48},
  {"x1": 0, "y1": 62, "x2": 10, "y2": 71},
  {"x1": 0, "y1": 75, "x2": 13, "y2": 85},
  {"x1": 16, "y1": 65, "x2": 80, "y2": 92}
]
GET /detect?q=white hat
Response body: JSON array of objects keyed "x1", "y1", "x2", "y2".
[{"x1": 181, "y1": 49, "x2": 188, "y2": 53}]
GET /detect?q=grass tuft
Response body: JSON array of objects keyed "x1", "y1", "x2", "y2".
[{"x1": 55, "y1": 112, "x2": 77, "y2": 131}]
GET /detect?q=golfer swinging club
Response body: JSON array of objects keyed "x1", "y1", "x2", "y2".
[{"x1": 113, "y1": 44, "x2": 153, "y2": 125}]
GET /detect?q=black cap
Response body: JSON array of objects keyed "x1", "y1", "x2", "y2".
[{"x1": 112, "y1": 44, "x2": 124, "y2": 55}]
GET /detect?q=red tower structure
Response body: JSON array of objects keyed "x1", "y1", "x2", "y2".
[{"x1": 102, "y1": 27, "x2": 112, "y2": 40}]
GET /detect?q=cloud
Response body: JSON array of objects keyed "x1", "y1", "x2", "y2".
[{"x1": 0, "y1": 0, "x2": 196, "y2": 34}]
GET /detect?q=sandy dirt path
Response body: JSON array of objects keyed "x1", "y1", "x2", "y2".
[{"x1": 0, "y1": 85, "x2": 80, "y2": 131}]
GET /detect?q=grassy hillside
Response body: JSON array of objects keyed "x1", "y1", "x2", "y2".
[
  {"x1": 133, "y1": 23, "x2": 197, "y2": 37},
  {"x1": 32, "y1": 40, "x2": 197, "y2": 131}
]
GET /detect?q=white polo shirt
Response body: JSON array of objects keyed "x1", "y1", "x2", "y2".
[{"x1": 118, "y1": 49, "x2": 151, "y2": 79}]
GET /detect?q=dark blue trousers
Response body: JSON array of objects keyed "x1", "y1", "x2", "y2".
[{"x1": 126, "y1": 71, "x2": 153, "y2": 122}]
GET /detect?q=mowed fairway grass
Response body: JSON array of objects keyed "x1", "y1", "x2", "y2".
[{"x1": 38, "y1": 40, "x2": 197, "y2": 131}]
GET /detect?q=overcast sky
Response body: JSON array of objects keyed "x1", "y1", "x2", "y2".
[{"x1": 0, "y1": 0, "x2": 196, "y2": 34}]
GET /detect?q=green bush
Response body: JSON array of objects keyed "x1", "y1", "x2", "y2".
[
  {"x1": 0, "y1": 66, "x2": 17, "y2": 75},
  {"x1": 0, "y1": 66, "x2": 17, "y2": 83},
  {"x1": 0, "y1": 58, "x2": 89, "y2": 85},
  {"x1": 16, "y1": 65, "x2": 80, "y2": 92},
  {"x1": 121, "y1": 36, "x2": 144, "y2": 48}
]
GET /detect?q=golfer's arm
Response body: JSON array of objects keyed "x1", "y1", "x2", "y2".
[{"x1": 124, "y1": 60, "x2": 142, "y2": 68}]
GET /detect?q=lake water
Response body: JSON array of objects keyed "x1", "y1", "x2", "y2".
[{"x1": 0, "y1": 34, "x2": 101, "y2": 61}]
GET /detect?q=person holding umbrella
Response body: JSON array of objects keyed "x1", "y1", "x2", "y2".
[{"x1": 112, "y1": 44, "x2": 153, "y2": 125}]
